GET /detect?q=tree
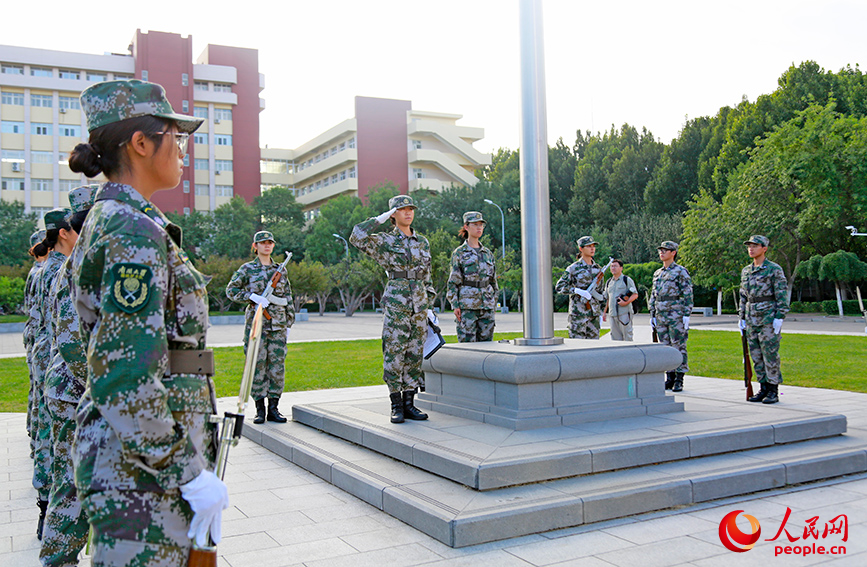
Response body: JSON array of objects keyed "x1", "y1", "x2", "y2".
[
  {"x1": 426, "y1": 228, "x2": 460, "y2": 312},
  {"x1": 203, "y1": 197, "x2": 259, "y2": 259},
  {"x1": 330, "y1": 256, "x2": 381, "y2": 316},
  {"x1": 304, "y1": 195, "x2": 371, "y2": 264},
  {"x1": 798, "y1": 251, "x2": 867, "y2": 316},
  {"x1": 255, "y1": 186, "x2": 306, "y2": 259},
  {"x1": 286, "y1": 260, "x2": 331, "y2": 312},
  {"x1": 165, "y1": 210, "x2": 215, "y2": 262},
  {"x1": 195, "y1": 255, "x2": 248, "y2": 312},
  {"x1": 0, "y1": 276, "x2": 25, "y2": 314},
  {"x1": 0, "y1": 201, "x2": 38, "y2": 267}
]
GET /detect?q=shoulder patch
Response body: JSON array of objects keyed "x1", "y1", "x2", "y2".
[{"x1": 109, "y1": 263, "x2": 153, "y2": 313}]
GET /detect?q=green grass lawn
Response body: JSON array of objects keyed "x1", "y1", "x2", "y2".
[{"x1": 2, "y1": 329, "x2": 863, "y2": 412}]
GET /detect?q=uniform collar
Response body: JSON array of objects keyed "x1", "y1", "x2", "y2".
[
  {"x1": 391, "y1": 225, "x2": 417, "y2": 240},
  {"x1": 95, "y1": 181, "x2": 180, "y2": 244}
]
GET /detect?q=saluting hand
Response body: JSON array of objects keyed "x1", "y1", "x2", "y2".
[{"x1": 375, "y1": 207, "x2": 398, "y2": 224}]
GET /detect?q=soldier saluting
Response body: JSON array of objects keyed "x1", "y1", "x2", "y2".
[
  {"x1": 739, "y1": 235, "x2": 789, "y2": 404},
  {"x1": 351, "y1": 195, "x2": 434, "y2": 424},
  {"x1": 555, "y1": 236, "x2": 606, "y2": 339},
  {"x1": 447, "y1": 211, "x2": 498, "y2": 342}
]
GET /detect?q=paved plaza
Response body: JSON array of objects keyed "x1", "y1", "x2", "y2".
[{"x1": 1, "y1": 313, "x2": 865, "y2": 565}]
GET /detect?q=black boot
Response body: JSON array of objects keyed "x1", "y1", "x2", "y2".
[
  {"x1": 403, "y1": 390, "x2": 428, "y2": 421},
  {"x1": 748, "y1": 383, "x2": 768, "y2": 403},
  {"x1": 36, "y1": 498, "x2": 48, "y2": 540},
  {"x1": 267, "y1": 398, "x2": 288, "y2": 423},
  {"x1": 672, "y1": 372, "x2": 684, "y2": 392},
  {"x1": 762, "y1": 384, "x2": 779, "y2": 404},
  {"x1": 664, "y1": 371, "x2": 676, "y2": 390},
  {"x1": 253, "y1": 398, "x2": 266, "y2": 424},
  {"x1": 390, "y1": 392, "x2": 404, "y2": 423}
]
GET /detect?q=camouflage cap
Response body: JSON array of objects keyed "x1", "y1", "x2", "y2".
[
  {"x1": 462, "y1": 211, "x2": 486, "y2": 225},
  {"x1": 43, "y1": 208, "x2": 71, "y2": 231},
  {"x1": 67, "y1": 184, "x2": 99, "y2": 214},
  {"x1": 744, "y1": 235, "x2": 769, "y2": 247},
  {"x1": 577, "y1": 236, "x2": 598, "y2": 248},
  {"x1": 388, "y1": 194, "x2": 417, "y2": 210},
  {"x1": 80, "y1": 79, "x2": 204, "y2": 134},
  {"x1": 253, "y1": 230, "x2": 275, "y2": 243},
  {"x1": 658, "y1": 240, "x2": 679, "y2": 251},
  {"x1": 30, "y1": 230, "x2": 45, "y2": 247}
]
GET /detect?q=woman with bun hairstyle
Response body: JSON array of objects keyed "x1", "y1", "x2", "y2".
[
  {"x1": 68, "y1": 80, "x2": 228, "y2": 565},
  {"x1": 28, "y1": 209, "x2": 76, "y2": 541}
]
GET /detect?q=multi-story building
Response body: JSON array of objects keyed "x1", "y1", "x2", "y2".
[
  {"x1": 260, "y1": 96, "x2": 492, "y2": 221},
  {"x1": 0, "y1": 29, "x2": 262, "y2": 216}
]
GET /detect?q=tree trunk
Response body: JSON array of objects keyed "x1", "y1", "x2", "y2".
[
  {"x1": 717, "y1": 291, "x2": 722, "y2": 316},
  {"x1": 835, "y1": 283, "x2": 844, "y2": 317},
  {"x1": 314, "y1": 291, "x2": 329, "y2": 316}
]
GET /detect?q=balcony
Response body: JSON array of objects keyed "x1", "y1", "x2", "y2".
[
  {"x1": 293, "y1": 148, "x2": 357, "y2": 184},
  {"x1": 296, "y1": 177, "x2": 358, "y2": 207},
  {"x1": 408, "y1": 149, "x2": 479, "y2": 187},
  {"x1": 408, "y1": 119, "x2": 491, "y2": 167}
]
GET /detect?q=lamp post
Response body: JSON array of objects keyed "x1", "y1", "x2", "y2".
[
  {"x1": 484, "y1": 198, "x2": 508, "y2": 314},
  {"x1": 332, "y1": 233, "x2": 349, "y2": 260}
]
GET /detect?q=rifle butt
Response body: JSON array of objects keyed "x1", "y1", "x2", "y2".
[{"x1": 188, "y1": 546, "x2": 217, "y2": 567}]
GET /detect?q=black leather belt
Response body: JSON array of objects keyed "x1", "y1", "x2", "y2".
[
  {"x1": 658, "y1": 295, "x2": 680, "y2": 301},
  {"x1": 389, "y1": 270, "x2": 423, "y2": 280},
  {"x1": 748, "y1": 295, "x2": 775, "y2": 303},
  {"x1": 167, "y1": 349, "x2": 215, "y2": 376},
  {"x1": 461, "y1": 280, "x2": 490, "y2": 289}
]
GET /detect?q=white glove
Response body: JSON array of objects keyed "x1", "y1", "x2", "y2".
[
  {"x1": 650, "y1": 317, "x2": 657, "y2": 329},
  {"x1": 427, "y1": 309, "x2": 439, "y2": 325},
  {"x1": 286, "y1": 327, "x2": 291, "y2": 340},
  {"x1": 249, "y1": 293, "x2": 270, "y2": 309},
  {"x1": 683, "y1": 316, "x2": 690, "y2": 330},
  {"x1": 738, "y1": 319, "x2": 747, "y2": 331},
  {"x1": 773, "y1": 318, "x2": 783, "y2": 335},
  {"x1": 180, "y1": 470, "x2": 229, "y2": 547},
  {"x1": 572, "y1": 288, "x2": 591, "y2": 300},
  {"x1": 375, "y1": 207, "x2": 398, "y2": 224}
]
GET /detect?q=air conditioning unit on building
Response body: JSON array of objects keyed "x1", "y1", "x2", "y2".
[
  {"x1": 214, "y1": 119, "x2": 221, "y2": 124},
  {"x1": 12, "y1": 163, "x2": 21, "y2": 172},
  {"x1": 59, "y1": 108, "x2": 67, "y2": 114},
  {"x1": 215, "y1": 170, "x2": 221, "y2": 175}
]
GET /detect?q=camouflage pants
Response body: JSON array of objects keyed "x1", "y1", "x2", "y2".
[
  {"x1": 656, "y1": 316, "x2": 689, "y2": 373},
  {"x1": 456, "y1": 309, "x2": 495, "y2": 342},
  {"x1": 27, "y1": 356, "x2": 36, "y2": 457},
  {"x1": 747, "y1": 323, "x2": 782, "y2": 385},
  {"x1": 41, "y1": 398, "x2": 88, "y2": 567},
  {"x1": 567, "y1": 314, "x2": 600, "y2": 340},
  {"x1": 382, "y1": 307, "x2": 426, "y2": 393},
  {"x1": 81, "y1": 489, "x2": 193, "y2": 567},
  {"x1": 244, "y1": 327, "x2": 287, "y2": 400},
  {"x1": 33, "y1": 383, "x2": 53, "y2": 501}
]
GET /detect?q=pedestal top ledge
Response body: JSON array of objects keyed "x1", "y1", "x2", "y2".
[{"x1": 423, "y1": 339, "x2": 682, "y2": 384}]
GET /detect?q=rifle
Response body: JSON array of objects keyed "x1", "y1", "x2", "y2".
[
  {"x1": 258, "y1": 252, "x2": 293, "y2": 321},
  {"x1": 741, "y1": 329, "x2": 754, "y2": 401},
  {"x1": 652, "y1": 325, "x2": 658, "y2": 343},
  {"x1": 580, "y1": 256, "x2": 613, "y2": 310},
  {"x1": 188, "y1": 302, "x2": 264, "y2": 566}
]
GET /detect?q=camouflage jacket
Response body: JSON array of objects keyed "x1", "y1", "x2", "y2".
[
  {"x1": 73, "y1": 182, "x2": 214, "y2": 493},
  {"x1": 649, "y1": 262, "x2": 694, "y2": 320},
  {"x1": 739, "y1": 259, "x2": 789, "y2": 325},
  {"x1": 44, "y1": 256, "x2": 87, "y2": 403},
  {"x1": 555, "y1": 259, "x2": 605, "y2": 316},
  {"x1": 31, "y1": 252, "x2": 66, "y2": 368},
  {"x1": 446, "y1": 241, "x2": 498, "y2": 311},
  {"x1": 23, "y1": 260, "x2": 44, "y2": 354},
  {"x1": 226, "y1": 257, "x2": 295, "y2": 331},
  {"x1": 350, "y1": 218, "x2": 434, "y2": 314}
]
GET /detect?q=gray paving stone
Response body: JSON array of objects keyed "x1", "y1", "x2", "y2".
[{"x1": 580, "y1": 479, "x2": 693, "y2": 524}]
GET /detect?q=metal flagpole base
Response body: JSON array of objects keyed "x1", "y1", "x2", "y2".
[{"x1": 512, "y1": 337, "x2": 564, "y2": 346}]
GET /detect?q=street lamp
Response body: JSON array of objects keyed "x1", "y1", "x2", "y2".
[
  {"x1": 332, "y1": 233, "x2": 349, "y2": 260},
  {"x1": 484, "y1": 199, "x2": 508, "y2": 314},
  {"x1": 845, "y1": 226, "x2": 867, "y2": 237}
]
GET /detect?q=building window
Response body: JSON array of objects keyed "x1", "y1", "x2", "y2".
[
  {"x1": 59, "y1": 96, "x2": 81, "y2": 110},
  {"x1": 1, "y1": 64, "x2": 24, "y2": 75},
  {"x1": 2, "y1": 149, "x2": 25, "y2": 162},
  {"x1": 213, "y1": 83, "x2": 232, "y2": 93},
  {"x1": 30, "y1": 66, "x2": 53, "y2": 78},
  {"x1": 31, "y1": 207, "x2": 51, "y2": 217},
  {"x1": 59, "y1": 179, "x2": 79, "y2": 192},
  {"x1": 214, "y1": 108, "x2": 232, "y2": 121},
  {"x1": 183, "y1": 207, "x2": 191, "y2": 215},
  {"x1": 87, "y1": 72, "x2": 106, "y2": 82},
  {"x1": 331, "y1": 174, "x2": 338, "y2": 184},
  {"x1": 339, "y1": 170, "x2": 346, "y2": 181},
  {"x1": 1, "y1": 92, "x2": 24, "y2": 105},
  {"x1": 323, "y1": 177, "x2": 330, "y2": 187},
  {"x1": 31, "y1": 151, "x2": 53, "y2": 164},
  {"x1": 194, "y1": 133, "x2": 207, "y2": 145},
  {"x1": 1, "y1": 121, "x2": 25, "y2": 134},
  {"x1": 182, "y1": 73, "x2": 189, "y2": 86},
  {"x1": 113, "y1": 73, "x2": 132, "y2": 80},
  {"x1": 330, "y1": 147, "x2": 337, "y2": 156},
  {"x1": 31, "y1": 94, "x2": 53, "y2": 108},
  {"x1": 32, "y1": 179, "x2": 53, "y2": 191},
  {"x1": 183, "y1": 180, "x2": 190, "y2": 193},
  {"x1": 194, "y1": 106, "x2": 208, "y2": 119},
  {"x1": 315, "y1": 180, "x2": 322, "y2": 190},
  {"x1": 349, "y1": 166, "x2": 357, "y2": 178},
  {"x1": 32, "y1": 123, "x2": 52, "y2": 136},
  {"x1": 413, "y1": 168, "x2": 424, "y2": 179},
  {"x1": 183, "y1": 155, "x2": 189, "y2": 167},
  {"x1": 215, "y1": 134, "x2": 232, "y2": 146},
  {"x1": 339, "y1": 142, "x2": 346, "y2": 152},
  {"x1": 141, "y1": 70, "x2": 148, "y2": 81},
  {"x1": 348, "y1": 137, "x2": 356, "y2": 149},
  {"x1": 260, "y1": 159, "x2": 291, "y2": 174},
  {"x1": 2, "y1": 178, "x2": 26, "y2": 191},
  {"x1": 194, "y1": 159, "x2": 209, "y2": 170},
  {"x1": 216, "y1": 185, "x2": 233, "y2": 197},
  {"x1": 59, "y1": 125, "x2": 81, "y2": 137},
  {"x1": 195, "y1": 184, "x2": 209, "y2": 196},
  {"x1": 215, "y1": 160, "x2": 232, "y2": 172},
  {"x1": 413, "y1": 140, "x2": 422, "y2": 150},
  {"x1": 194, "y1": 81, "x2": 209, "y2": 91},
  {"x1": 182, "y1": 100, "x2": 189, "y2": 113},
  {"x1": 59, "y1": 69, "x2": 80, "y2": 80}
]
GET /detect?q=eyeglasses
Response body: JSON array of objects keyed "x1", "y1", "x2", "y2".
[{"x1": 119, "y1": 131, "x2": 190, "y2": 156}]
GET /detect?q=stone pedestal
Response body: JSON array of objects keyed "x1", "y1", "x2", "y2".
[{"x1": 418, "y1": 339, "x2": 684, "y2": 430}]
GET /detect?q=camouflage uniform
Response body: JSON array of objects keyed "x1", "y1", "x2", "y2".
[
  {"x1": 72, "y1": 182, "x2": 217, "y2": 566},
  {"x1": 447, "y1": 241, "x2": 498, "y2": 342},
  {"x1": 739, "y1": 256, "x2": 789, "y2": 386},
  {"x1": 226, "y1": 257, "x2": 295, "y2": 400},
  {"x1": 24, "y1": 247, "x2": 45, "y2": 454},
  {"x1": 351, "y1": 216, "x2": 434, "y2": 393},
  {"x1": 555, "y1": 258, "x2": 605, "y2": 340},
  {"x1": 649, "y1": 257, "x2": 694, "y2": 373}
]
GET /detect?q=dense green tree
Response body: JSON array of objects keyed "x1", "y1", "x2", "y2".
[
  {"x1": 202, "y1": 197, "x2": 259, "y2": 259},
  {"x1": 194, "y1": 255, "x2": 248, "y2": 312},
  {"x1": 165, "y1": 210, "x2": 215, "y2": 262},
  {"x1": 426, "y1": 228, "x2": 461, "y2": 312},
  {"x1": 0, "y1": 202, "x2": 38, "y2": 267},
  {"x1": 286, "y1": 259, "x2": 331, "y2": 312},
  {"x1": 304, "y1": 195, "x2": 371, "y2": 264},
  {"x1": 330, "y1": 256, "x2": 381, "y2": 316},
  {"x1": 645, "y1": 116, "x2": 713, "y2": 214}
]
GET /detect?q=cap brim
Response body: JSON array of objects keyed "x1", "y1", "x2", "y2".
[
  {"x1": 155, "y1": 112, "x2": 204, "y2": 133},
  {"x1": 744, "y1": 240, "x2": 764, "y2": 245},
  {"x1": 396, "y1": 205, "x2": 417, "y2": 210}
]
